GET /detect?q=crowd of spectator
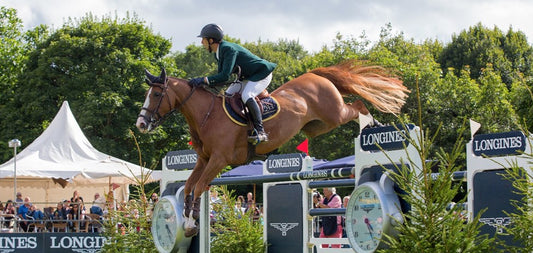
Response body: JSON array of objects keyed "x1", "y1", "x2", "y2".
[{"x1": 0, "y1": 190, "x2": 114, "y2": 233}]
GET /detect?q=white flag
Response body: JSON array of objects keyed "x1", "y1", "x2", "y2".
[
  {"x1": 469, "y1": 119, "x2": 481, "y2": 139},
  {"x1": 359, "y1": 113, "x2": 373, "y2": 133}
]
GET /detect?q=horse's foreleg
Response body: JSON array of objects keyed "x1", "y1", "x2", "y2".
[
  {"x1": 184, "y1": 154, "x2": 227, "y2": 237},
  {"x1": 184, "y1": 158, "x2": 206, "y2": 219}
]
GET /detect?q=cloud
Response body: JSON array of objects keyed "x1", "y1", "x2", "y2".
[{"x1": 3, "y1": 0, "x2": 533, "y2": 53}]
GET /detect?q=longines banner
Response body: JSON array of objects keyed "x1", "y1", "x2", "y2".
[
  {"x1": 0, "y1": 233, "x2": 105, "y2": 253},
  {"x1": 165, "y1": 150, "x2": 197, "y2": 170},
  {"x1": 472, "y1": 131, "x2": 526, "y2": 157},
  {"x1": 266, "y1": 153, "x2": 304, "y2": 173},
  {"x1": 360, "y1": 123, "x2": 415, "y2": 151}
]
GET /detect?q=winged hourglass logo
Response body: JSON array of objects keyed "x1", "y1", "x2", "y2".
[
  {"x1": 479, "y1": 217, "x2": 512, "y2": 233},
  {"x1": 270, "y1": 223, "x2": 299, "y2": 236}
]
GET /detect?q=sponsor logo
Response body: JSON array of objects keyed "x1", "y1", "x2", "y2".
[
  {"x1": 49, "y1": 235, "x2": 106, "y2": 250},
  {"x1": 270, "y1": 223, "x2": 299, "y2": 236},
  {"x1": 165, "y1": 150, "x2": 197, "y2": 170},
  {"x1": 267, "y1": 154, "x2": 303, "y2": 173},
  {"x1": 0, "y1": 236, "x2": 38, "y2": 249},
  {"x1": 479, "y1": 217, "x2": 512, "y2": 234},
  {"x1": 360, "y1": 124, "x2": 414, "y2": 151},
  {"x1": 473, "y1": 131, "x2": 526, "y2": 157}
]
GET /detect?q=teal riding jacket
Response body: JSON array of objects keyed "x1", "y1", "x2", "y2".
[{"x1": 206, "y1": 41, "x2": 277, "y2": 85}]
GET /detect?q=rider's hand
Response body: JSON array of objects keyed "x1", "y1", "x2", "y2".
[{"x1": 189, "y1": 77, "x2": 205, "y2": 87}]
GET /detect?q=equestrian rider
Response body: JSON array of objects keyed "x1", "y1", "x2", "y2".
[{"x1": 189, "y1": 23, "x2": 277, "y2": 144}]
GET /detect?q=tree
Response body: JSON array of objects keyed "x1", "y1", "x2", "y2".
[
  {"x1": 0, "y1": 13, "x2": 176, "y2": 167},
  {"x1": 439, "y1": 23, "x2": 533, "y2": 88},
  {"x1": 0, "y1": 7, "x2": 27, "y2": 161}
]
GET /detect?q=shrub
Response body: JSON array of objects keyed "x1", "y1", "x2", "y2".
[{"x1": 210, "y1": 185, "x2": 266, "y2": 253}]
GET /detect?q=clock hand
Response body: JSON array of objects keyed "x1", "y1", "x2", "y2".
[
  {"x1": 166, "y1": 224, "x2": 174, "y2": 241},
  {"x1": 364, "y1": 217, "x2": 374, "y2": 239}
]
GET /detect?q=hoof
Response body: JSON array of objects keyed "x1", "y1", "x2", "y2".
[{"x1": 184, "y1": 227, "x2": 198, "y2": 237}]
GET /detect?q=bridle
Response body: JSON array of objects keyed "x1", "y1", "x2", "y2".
[
  {"x1": 139, "y1": 78, "x2": 197, "y2": 129},
  {"x1": 139, "y1": 66, "x2": 241, "y2": 130}
]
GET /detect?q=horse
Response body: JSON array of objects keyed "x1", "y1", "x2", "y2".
[{"x1": 136, "y1": 60, "x2": 409, "y2": 237}]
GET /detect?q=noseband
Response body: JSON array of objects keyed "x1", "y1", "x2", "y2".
[{"x1": 139, "y1": 79, "x2": 197, "y2": 128}]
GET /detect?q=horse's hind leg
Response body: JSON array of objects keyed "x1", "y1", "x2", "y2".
[{"x1": 304, "y1": 100, "x2": 370, "y2": 137}]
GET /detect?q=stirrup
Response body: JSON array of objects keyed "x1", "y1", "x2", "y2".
[{"x1": 248, "y1": 131, "x2": 268, "y2": 145}]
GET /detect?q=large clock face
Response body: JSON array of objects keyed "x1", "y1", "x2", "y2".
[
  {"x1": 346, "y1": 183, "x2": 384, "y2": 253},
  {"x1": 152, "y1": 197, "x2": 180, "y2": 253}
]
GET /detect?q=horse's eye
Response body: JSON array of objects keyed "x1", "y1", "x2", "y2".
[{"x1": 154, "y1": 92, "x2": 162, "y2": 97}]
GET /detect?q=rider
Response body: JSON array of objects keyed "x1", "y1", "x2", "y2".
[{"x1": 189, "y1": 23, "x2": 277, "y2": 144}]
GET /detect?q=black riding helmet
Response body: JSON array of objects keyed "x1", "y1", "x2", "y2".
[{"x1": 198, "y1": 23, "x2": 224, "y2": 42}]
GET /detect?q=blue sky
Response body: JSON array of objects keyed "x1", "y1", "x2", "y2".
[{"x1": 4, "y1": 0, "x2": 533, "y2": 53}]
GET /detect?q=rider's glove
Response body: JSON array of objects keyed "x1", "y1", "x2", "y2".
[{"x1": 189, "y1": 77, "x2": 205, "y2": 87}]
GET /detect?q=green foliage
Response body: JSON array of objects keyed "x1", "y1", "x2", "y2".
[
  {"x1": 439, "y1": 23, "x2": 532, "y2": 87},
  {"x1": 100, "y1": 132, "x2": 157, "y2": 253},
  {"x1": 0, "y1": 12, "x2": 188, "y2": 168},
  {"x1": 101, "y1": 195, "x2": 157, "y2": 253},
  {"x1": 210, "y1": 186, "x2": 266, "y2": 253},
  {"x1": 382, "y1": 121, "x2": 495, "y2": 252},
  {"x1": 501, "y1": 162, "x2": 533, "y2": 252},
  {"x1": 0, "y1": 7, "x2": 27, "y2": 161}
]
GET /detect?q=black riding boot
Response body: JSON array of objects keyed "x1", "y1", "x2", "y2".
[{"x1": 245, "y1": 98, "x2": 268, "y2": 144}]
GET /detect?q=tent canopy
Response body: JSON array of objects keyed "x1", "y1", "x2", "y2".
[
  {"x1": 313, "y1": 155, "x2": 355, "y2": 170},
  {"x1": 0, "y1": 101, "x2": 156, "y2": 184}
]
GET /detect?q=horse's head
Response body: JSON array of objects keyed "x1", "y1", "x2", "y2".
[{"x1": 136, "y1": 68, "x2": 172, "y2": 133}]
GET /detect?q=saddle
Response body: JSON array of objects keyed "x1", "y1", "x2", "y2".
[
  {"x1": 227, "y1": 90, "x2": 269, "y2": 118},
  {"x1": 223, "y1": 91, "x2": 280, "y2": 127}
]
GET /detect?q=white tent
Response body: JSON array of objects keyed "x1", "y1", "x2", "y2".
[{"x1": 0, "y1": 101, "x2": 158, "y2": 207}]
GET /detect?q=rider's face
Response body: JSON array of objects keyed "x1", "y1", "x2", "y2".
[{"x1": 201, "y1": 37, "x2": 210, "y2": 51}]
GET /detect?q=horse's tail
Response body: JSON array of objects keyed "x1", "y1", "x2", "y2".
[{"x1": 310, "y1": 61, "x2": 409, "y2": 114}]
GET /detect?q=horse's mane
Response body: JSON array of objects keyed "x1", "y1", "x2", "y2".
[{"x1": 310, "y1": 61, "x2": 409, "y2": 114}]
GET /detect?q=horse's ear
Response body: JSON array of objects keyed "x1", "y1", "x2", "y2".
[
  {"x1": 159, "y1": 68, "x2": 167, "y2": 82},
  {"x1": 145, "y1": 69, "x2": 158, "y2": 83},
  {"x1": 145, "y1": 77, "x2": 153, "y2": 86}
]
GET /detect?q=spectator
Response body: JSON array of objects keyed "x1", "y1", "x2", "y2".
[
  {"x1": 71, "y1": 190, "x2": 85, "y2": 211},
  {"x1": 3, "y1": 200, "x2": 16, "y2": 214},
  {"x1": 90, "y1": 193, "x2": 104, "y2": 216},
  {"x1": 17, "y1": 196, "x2": 32, "y2": 232},
  {"x1": 234, "y1": 196, "x2": 245, "y2": 217},
  {"x1": 67, "y1": 203, "x2": 84, "y2": 231},
  {"x1": 312, "y1": 191, "x2": 323, "y2": 208},
  {"x1": 314, "y1": 187, "x2": 343, "y2": 248},
  {"x1": 0, "y1": 201, "x2": 4, "y2": 212},
  {"x1": 28, "y1": 205, "x2": 44, "y2": 220},
  {"x1": 342, "y1": 196, "x2": 350, "y2": 208},
  {"x1": 62, "y1": 200, "x2": 71, "y2": 213},
  {"x1": 243, "y1": 192, "x2": 254, "y2": 210},
  {"x1": 150, "y1": 192, "x2": 159, "y2": 203},
  {"x1": 53, "y1": 202, "x2": 68, "y2": 220},
  {"x1": 209, "y1": 189, "x2": 221, "y2": 224},
  {"x1": 15, "y1": 192, "x2": 23, "y2": 207},
  {"x1": 3, "y1": 200, "x2": 16, "y2": 227}
]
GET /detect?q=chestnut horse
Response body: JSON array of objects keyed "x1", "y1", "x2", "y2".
[{"x1": 136, "y1": 60, "x2": 409, "y2": 237}]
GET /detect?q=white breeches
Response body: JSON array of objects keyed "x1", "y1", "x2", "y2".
[{"x1": 225, "y1": 73, "x2": 272, "y2": 102}]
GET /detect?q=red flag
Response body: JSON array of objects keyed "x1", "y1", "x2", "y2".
[
  {"x1": 296, "y1": 139, "x2": 309, "y2": 156},
  {"x1": 111, "y1": 183, "x2": 120, "y2": 190}
]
